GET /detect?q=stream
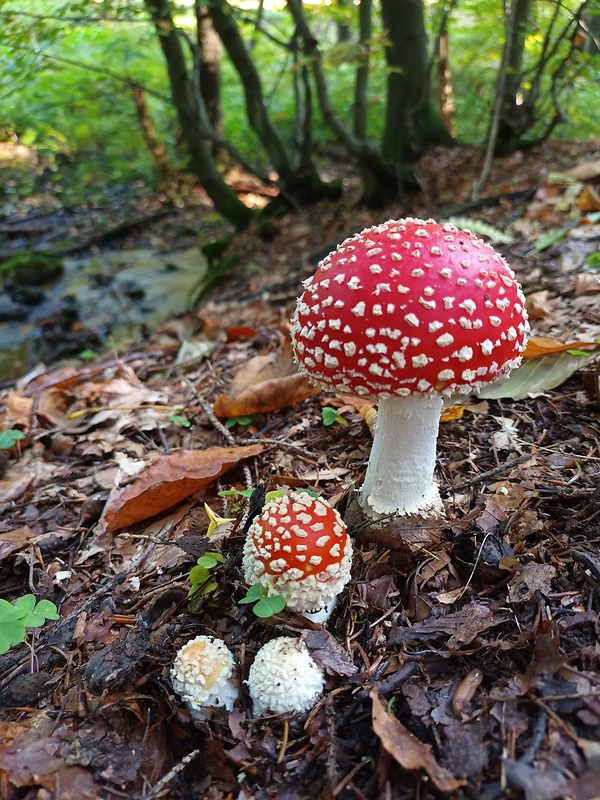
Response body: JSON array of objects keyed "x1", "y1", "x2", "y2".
[{"x1": 0, "y1": 248, "x2": 207, "y2": 380}]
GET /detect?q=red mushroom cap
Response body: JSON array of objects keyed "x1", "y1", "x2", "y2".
[
  {"x1": 242, "y1": 491, "x2": 352, "y2": 613},
  {"x1": 291, "y1": 218, "x2": 529, "y2": 400}
]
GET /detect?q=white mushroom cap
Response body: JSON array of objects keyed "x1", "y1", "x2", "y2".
[
  {"x1": 242, "y1": 491, "x2": 353, "y2": 614},
  {"x1": 171, "y1": 635, "x2": 238, "y2": 722},
  {"x1": 247, "y1": 637, "x2": 325, "y2": 717}
]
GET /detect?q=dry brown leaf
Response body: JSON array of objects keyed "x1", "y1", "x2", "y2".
[
  {"x1": 523, "y1": 336, "x2": 600, "y2": 358},
  {"x1": 525, "y1": 290, "x2": 554, "y2": 320},
  {"x1": 3, "y1": 391, "x2": 33, "y2": 428},
  {"x1": 100, "y1": 444, "x2": 263, "y2": 532},
  {"x1": 370, "y1": 689, "x2": 466, "y2": 792},
  {"x1": 574, "y1": 273, "x2": 600, "y2": 296},
  {"x1": 213, "y1": 373, "x2": 319, "y2": 417},
  {"x1": 440, "y1": 405, "x2": 465, "y2": 423}
]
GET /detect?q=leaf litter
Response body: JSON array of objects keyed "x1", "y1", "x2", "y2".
[{"x1": 0, "y1": 141, "x2": 600, "y2": 799}]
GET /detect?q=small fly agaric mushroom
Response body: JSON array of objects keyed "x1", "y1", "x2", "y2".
[
  {"x1": 247, "y1": 636, "x2": 325, "y2": 717},
  {"x1": 171, "y1": 635, "x2": 238, "y2": 722},
  {"x1": 291, "y1": 218, "x2": 529, "y2": 520},
  {"x1": 242, "y1": 491, "x2": 352, "y2": 615}
]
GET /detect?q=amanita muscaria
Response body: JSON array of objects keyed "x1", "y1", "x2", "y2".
[
  {"x1": 242, "y1": 491, "x2": 352, "y2": 614},
  {"x1": 171, "y1": 635, "x2": 238, "y2": 723},
  {"x1": 291, "y1": 218, "x2": 529, "y2": 519}
]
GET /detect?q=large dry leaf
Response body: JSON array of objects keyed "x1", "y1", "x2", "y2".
[
  {"x1": 213, "y1": 373, "x2": 319, "y2": 417},
  {"x1": 370, "y1": 689, "x2": 465, "y2": 792},
  {"x1": 523, "y1": 336, "x2": 599, "y2": 358},
  {"x1": 478, "y1": 351, "x2": 596, "y2": 400},
  {"x1": 214, "y1": 339, "x2": 320, "y2": 417},
  {"x1": 100, "y1": 444, "x2": 262, "y2": 532}
]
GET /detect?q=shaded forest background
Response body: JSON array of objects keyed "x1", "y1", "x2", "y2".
[{"x1": 1, "y1": 0, "x2": 599, "y2": 228}]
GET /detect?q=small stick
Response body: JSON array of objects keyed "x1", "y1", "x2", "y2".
[
  {"x1": 448, "y1": 455, "x2": 530, "y2": 491},
  {"x1": 145, "y1": 749, "x2": 200, "y2": 798}
]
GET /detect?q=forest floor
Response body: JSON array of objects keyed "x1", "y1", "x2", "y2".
[{"x1": 0, "y1": 139, "x2": 600, "y2": 800}]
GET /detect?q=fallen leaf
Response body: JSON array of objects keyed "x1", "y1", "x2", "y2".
[
  {"x1": 478, "y1": 351, "x2": 597, "y2": 400},
  {"x1": 213, "y1": 373, "x2": 319, "y2": 417},
  {"x1": 100, "y1": 444, "x2": 263, "y2": 532},
  {"x1": 525, "y1": 290, "x2": 554, "y2": 320},
  {"x1": 523, "y1": 336, "x2": 600, "y2": 358},
  {"x1": 574, "y1": 273, "x2": 600, "y2": 296},
  {"x1": 370, "y1": 688, "x2": 465, "y2": 792}
]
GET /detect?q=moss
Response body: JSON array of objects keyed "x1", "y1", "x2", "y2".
[{"x1": 0, "y1": 251, "x2": 64, "y2": 286}]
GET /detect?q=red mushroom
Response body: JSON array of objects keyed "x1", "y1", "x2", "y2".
[
  {"x1": 291, "y1": 218, "x2": 529, "y2": 520},
  {"x1": 242, "y1": 491, "x2": 353, "y2": 614}
]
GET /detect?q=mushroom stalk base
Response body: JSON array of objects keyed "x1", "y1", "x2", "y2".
[{"x1": 359, "y1": 395, "x2": 443, "y2": 518}]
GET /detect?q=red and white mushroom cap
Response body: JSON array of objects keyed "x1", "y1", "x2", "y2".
[
  {"x1": 247, "y1": 636, "x2": 325, "y2": 717},
  {"x1": 291, "y1": 218, "x2": 529, "y2": 399},
  {"x1": 242, "y1": 491, "x2": 352, "y2": 614},
  {"x1": 171, "y1": 635, "x2": 238, "y2": 723}
]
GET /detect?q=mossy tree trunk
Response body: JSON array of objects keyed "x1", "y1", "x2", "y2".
[
  {"x1": 144, "y1": 0, "x2": 252, "y2": 230},
  {"x1": 380, "y1": 0, "x2": 451, "y2": 168}
]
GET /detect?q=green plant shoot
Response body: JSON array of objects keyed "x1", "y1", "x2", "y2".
[
  {"x1": 238, "y1": 583, "x2": 286, "y2": 618},
  {"x1": 0, "y1": 594, "x2": 60, "y2": 654},
  {"x1": 0, "y1": 430, "x2": 26, "y2": 449},
  {"x1": 187, "y1": 552, "x2": 226, "y2": 612},
  {"x1": 321, "y1": 407, "x2": 348, "y2": 426}
]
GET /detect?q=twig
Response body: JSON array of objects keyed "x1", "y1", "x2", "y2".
[
  {"x1": 239, "y1": 436, "x2": 317, "y2": 460},
  {"x1": 448, "y1": 455, "x2": 530, "y2": 491},
  {"x1": 145, "y1": 749, "x2": 200, "y2": 799}
]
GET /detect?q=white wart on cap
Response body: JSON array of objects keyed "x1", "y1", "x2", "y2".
[
  {"x1": 171, "y1": 635, "x2": 238, "y2": 723},
  {"x1": 291, "y1": 218, "x2": 529, "y2": 519},
  {"x1": 242, "y1": 491, "x2": 352, "y2": 614},
  {"x1": 247, "y1": 636, "x2": 325, "y2": 717}
]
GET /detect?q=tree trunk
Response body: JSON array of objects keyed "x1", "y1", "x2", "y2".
[
  {"x1": 208, "y1": 0, "x2": 331, "y2": 203},
  {"x1": 380, "y1": 0, "x2": 450, "y2": 166},
  {"x1": 496, "y1": 0, "x2": 535, "y2": 151},
  {"x1": 129, "y1": 81, "x2": 172, "y2": 183},
  {"x1": 196, "y1": 2, "x2": 223, "y2": 146},
  {"x1": 144, "y1": 0, "x2": 252, "y2": 230},
  {"x1": 436, "y1": 23, "x2": 456, "y2": 137}
]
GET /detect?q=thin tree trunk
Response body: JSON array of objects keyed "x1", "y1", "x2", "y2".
[
  {"x1": 196, "y1": 2, "x2": 223, "y2": 145},
  {"x1": 353, "y1": 0, "x2": 371, "y2": 139},
  {"x1": 144, "y1": 0, "x2": 252, "y2": 229},
  {"x1": 129, "y1": 81, "x2": 171, "y2": 183},
  {"x1": 436, "y1": 23, "x2": 456, "y2": 137}
]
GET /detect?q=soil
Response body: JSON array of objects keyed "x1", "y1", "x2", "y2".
[{"x1": 0, "y1": 139, "x2": 599, "y2": 800}]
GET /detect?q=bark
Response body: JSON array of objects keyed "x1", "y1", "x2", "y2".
[
  {"x1": 207, "y1": 0, "x2": 297, "y2": 189},
  {"x1": 287, "y1": 0, "x2": 400, "y2": 206},
  {"x1": 436, "y1": 23, "x2": 456, "y2": 137},
  {"x1": 196, "y1": 2, "x2": 223, "y2": 143},
  {"x1": 129, "y1": 81, "x2": 171, "y2": 183},
  {"x1": 144, "y1": 0, "x2": 252, "y2": 230},
  {"x1": 353, "y1": 0, "x2": 371, "y2": 140},
  {"x1": 496, "y1": 0, "x2": 535, "y2": 151},
  {"x1": 380, "y1": 0, "x2": 449, "y2": 166}
]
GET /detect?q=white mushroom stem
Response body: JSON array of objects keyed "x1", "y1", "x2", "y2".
[{"x1": 359, "y1": 394, "x2": 444, "y2": 518}]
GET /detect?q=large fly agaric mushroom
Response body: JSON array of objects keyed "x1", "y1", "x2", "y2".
[
  {"x1": 242, "y1": 491, "x2": 352, "y2": 615},
  {"x1": 291, "y1": 218, "x2": 529, "y2": 520},
  {"x1": 247, "y1": 636, "x2": 325, "y2": 717}
]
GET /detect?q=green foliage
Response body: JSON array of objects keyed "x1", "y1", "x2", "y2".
[
  {"x1": 0, "y1": 0, "x2": 595, "y2": 201},
  {"x1": 239, "y1": 583, "x2": 286, "y2": 618},
  {"x1": 224, "y1": 415, "x2": 261, "y2": 429},
  {"x1": 583, "y1": 251, "x2": 600, "y2": 272},
  {"x1": 0, "y1": 251, "x2": 64, "y2": 284},
  {"x1": 168, "y1": 408, "x2": 191, "y2": 428},
  {"x1": 187, "y1": 551, "x2": 226, "y2": 613},
  {"x1": 321, "y1": 407, "x2": 348, "y2": 427},
  {"x1": 0, "y1": 595, "x2": 60, "y2": 654},
  {"x1": 0, "y1": 429, "x2": 25, "y2": 449}
]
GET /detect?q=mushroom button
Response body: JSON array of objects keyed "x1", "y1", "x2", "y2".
[
  {"x1": 171, "y1": 635, "x2": 238, "y2": 723},
  {"x1": 291, "y1": 218, "x2": 529, "y2": 519},
  {"x1": 247, "y1": 636, "x2": 325, "y2": 717},
  {"x1": 242, "y1": 491, "x2": 352, "y2": 614}
]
